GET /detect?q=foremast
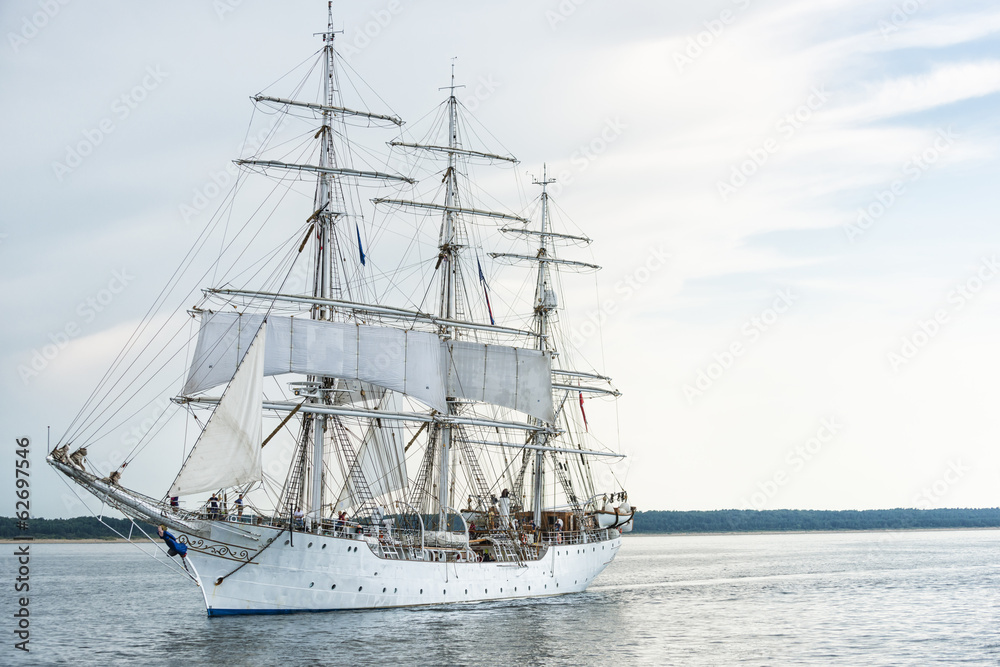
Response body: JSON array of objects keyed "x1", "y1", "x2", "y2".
[
  {"x1": 304, "y1": 3, "x2": 340, "y2": 529},
  {"x1": 274, "y1": 3, "x2": 405, "y2": 527}
]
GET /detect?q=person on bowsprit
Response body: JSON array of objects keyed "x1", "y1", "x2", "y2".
[{"x1": 157, "y1": 524, "x2": 191, "y2": 571}]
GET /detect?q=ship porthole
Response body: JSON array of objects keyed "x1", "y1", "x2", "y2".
[
  {"x1": 528, "y1": 586, "x2": 531, "y2": 591},
  {"x1": 464, "y1": 589, "x2": 468, "y2": 594},
  {"x1": 331, "y1": 584, "x2": 336, "y2": 590},
  {"x1": 358, "y1": 586, "x2": 363, "y2": 592},
  {"x1": 443, "y1": 590, "x2": 446, "y2": 595},
  {"x1": 420, "y1": 589, "x2": 423, "y2": 594},
  {"x1": 485, "y1": 589, "x2": 488, "y2": 594},
  {"x1": 284, "y1": 540, "x2": 290, "y2": 546},
  {"x1": 394, "y1": 588, "x2": 397, "y2": 593},
  {"x1": 308, "y1": 542, "x2": 313, "y2": 548},
  {"x1": 309, "y1": 582, "x2": 314, "y2": 588},
  {"x1": 382, "y1": 587, "x2": 386, "y2": 593}
]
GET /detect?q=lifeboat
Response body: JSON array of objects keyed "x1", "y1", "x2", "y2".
[{"x1": 593, "y1": 501, "x2": 635, "y2": 532}]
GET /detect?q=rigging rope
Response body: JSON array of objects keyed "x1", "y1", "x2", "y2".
[{"x1": 53, "y1": 473, "x2": 198, "y2": 584}]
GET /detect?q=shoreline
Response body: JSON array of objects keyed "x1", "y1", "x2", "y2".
[
  {"x1": 627, "y1": 526, "x2": 1000, "y2": 537},
  {"x1": 0, "y1": 538, "x2": 130, "y2": 543},
  {"x1": 5, "y1": 526, "x2": 999, "y2": 543}
]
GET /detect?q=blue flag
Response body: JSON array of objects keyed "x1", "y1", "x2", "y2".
[
  {"x1": 356, "y1": 223, "x2": 366, "y2": 266},
  {"x1": 477, "y1": 256, "x2": 495, "y2": 325}
]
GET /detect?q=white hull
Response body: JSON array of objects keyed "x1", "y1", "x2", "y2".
[{"x1": 184, "y1": 525, "x2": 621, "y2": 615}]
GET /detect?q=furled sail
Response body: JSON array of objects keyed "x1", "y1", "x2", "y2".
[
  {"x1": 182, "y1": 311, "x2": 553, "y2": 421},
  {"x1": 169, "y1": 322, "x2": 267, "y2": 496}
]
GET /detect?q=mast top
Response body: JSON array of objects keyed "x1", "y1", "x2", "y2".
[
  {"x1": 439, "y1": 58, "x2": 466, "y2": 97},
  {"x1": 532, "y1": 164, "x2": 557, "y2": 192},
  {"x1": 316, "y1": 2, "x2": 343, "y2": 42}
]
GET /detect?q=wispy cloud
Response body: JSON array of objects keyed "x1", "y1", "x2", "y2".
[{"x1": 829, "y1": 61, "x2": 1000, "y2": 124}]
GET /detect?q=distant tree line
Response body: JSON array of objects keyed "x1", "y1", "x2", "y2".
[
  {"x1": 4, "y1": 509, "x2": 1000, "y2": 539},
  {"x1": 632, "y1": 508, "x2": 1000, "y2": 533},
  {"x1": 0, "y1": 516, "x2": 154, "y2": 540}
]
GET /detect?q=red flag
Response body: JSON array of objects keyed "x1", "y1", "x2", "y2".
[{"x1": 579, "y1": 391, "x2": 588, "y2": 431}]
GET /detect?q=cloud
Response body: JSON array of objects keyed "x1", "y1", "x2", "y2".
[
  {"x1": 876, "y1": 9, "x2": 1000, "y2": 50},
  {"x1": 829, "y1": 60, "x2": 1000, "y2": 124}
]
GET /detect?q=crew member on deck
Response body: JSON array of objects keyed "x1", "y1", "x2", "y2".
[
  {"x1": 208, "y1": 493, "x2": 220, "y2": 519},
  {"x1": 498, "y1": 489, "x2": 511, "y2": 528}
]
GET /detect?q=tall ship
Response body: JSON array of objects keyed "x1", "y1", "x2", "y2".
[{"x1": 48, "y1": 5, "x2": 633, "y2": 615}]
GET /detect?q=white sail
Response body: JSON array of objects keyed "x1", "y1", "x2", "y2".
[
  {"x1": 447, "y1": 341, "x2": 554, "y2": 422},
  {"x1": 183, "y1": 312, "x2": 446, "y2": 411},
  {"x1": 183, "y1": 312, "x2": 553, "y2": 421},
  {"x1": 169, "y1": 322, "x2": 267, "y2": 496}
]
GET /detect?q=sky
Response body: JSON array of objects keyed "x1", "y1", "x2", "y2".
[{"x1": 3, "y1": 0, "x2": 1000, "y2": 518}]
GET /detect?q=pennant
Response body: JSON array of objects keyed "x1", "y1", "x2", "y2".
[
  {"x1": 579, "y1": 391, "x2": 588, "y2": 432},
  {"x1": 477, "y1": 256, "x2": 495, "y2": 325},
  {"x1": 356, "y1": 223, "x2": 366, "y2": 266}
]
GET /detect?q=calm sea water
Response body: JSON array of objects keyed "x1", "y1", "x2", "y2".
[{"x1": 4, "y1": 530, "x2": 999, "y2": 665}]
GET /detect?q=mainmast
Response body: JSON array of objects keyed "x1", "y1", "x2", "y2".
[{"x1": 436, "y1": 63, "x2": 465, "y2": 527}]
